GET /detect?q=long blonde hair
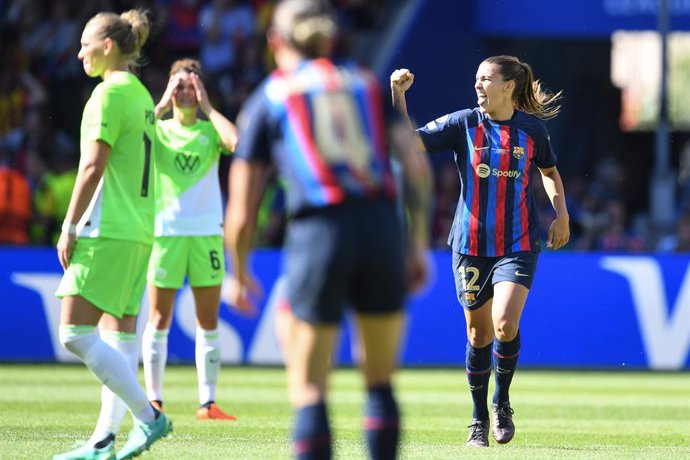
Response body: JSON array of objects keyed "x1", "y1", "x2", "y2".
[
  {"x1": 484, "y1": 55, "x2": 562, "y2": 120},
  {"x1": 85, "y1": 9, "x2": 150, "y2": 68}
]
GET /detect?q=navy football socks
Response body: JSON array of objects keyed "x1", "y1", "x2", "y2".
[
  {"x1": 466, "y1": 342, "x2": 493, "y2": 421},
  {"x1": 493, "y1": 331, "x2": 521, "y2": 405},
  {"x1": 293, "y1": 402, "x2": 331, "y2": 460},
  {"x1": 364, "y1": 385, "x2": 400, "y2": 460}
]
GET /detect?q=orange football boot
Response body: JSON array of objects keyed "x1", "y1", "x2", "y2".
[{"x1": 196, "y1": 402, "x2": 237, "y2": 421}]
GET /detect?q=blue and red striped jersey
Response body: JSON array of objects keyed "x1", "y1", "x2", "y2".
[
  {"x1": 235, "y1": 58, "x2": 396, "y2": 217},
  {"x1": 418, "y1": 108, "x2": 557, "y2": 256}
]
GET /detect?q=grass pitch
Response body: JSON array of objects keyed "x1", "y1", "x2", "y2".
[{"x1": 0, "y1": 365, "x2": 688, "y2": 459}]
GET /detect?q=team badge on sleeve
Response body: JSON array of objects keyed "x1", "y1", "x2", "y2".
[{"x1": 424, "y1": 114, "x2": 449, "y2": 131}]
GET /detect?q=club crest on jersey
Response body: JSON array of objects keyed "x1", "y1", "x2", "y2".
[
  {"x1": 464, "y1": 292, "x2": 477, "y2": 306},
  {"x1": 155, "y1": 267, "x2": 168, "y2": 280},
  {"x1": 475, "y1": 163, "x2": 491, "y2": 178},
  {"x1": 513, "y1": 146, "x2": 525, "y2": 159},
  {"x1": 175, "y1": 152, "x2": 200, "y2": 174}
]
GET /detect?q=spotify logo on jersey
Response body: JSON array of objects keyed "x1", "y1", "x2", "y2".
[
  {"x1": 476, "y1": 163, "x2": 491, "y2": 178},
  {"x1": 475, "y1": 163, "x2": 523, "y2": 180}
]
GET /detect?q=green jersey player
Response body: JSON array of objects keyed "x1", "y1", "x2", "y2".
[
  {"x1": 141, "y1": 58, "x2": 239, "y2": 420},
  {"x1": 54, "y1": 9, "x2": 172, "y2": 460}
]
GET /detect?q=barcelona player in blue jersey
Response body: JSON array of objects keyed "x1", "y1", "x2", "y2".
[
  {"x1": 391, "y1": 56, "x2": 570, "y2": 448},
  {"x1": 225, "y1": 1, "x2": 432, "y2": 458}
]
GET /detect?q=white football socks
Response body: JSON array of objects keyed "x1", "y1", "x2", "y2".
[
  {"x1": 195, "y1": 327, "x2": 221, "y2": 405},
  {"x1": 58, "y1": 326, "x2": 155, "y2": 426},
  {"x1": 142, "y1": 323, "x2": 169, "y2": 403},
  {"x1": 88, "y1": 330, "x2": 139, "y2": 443}
]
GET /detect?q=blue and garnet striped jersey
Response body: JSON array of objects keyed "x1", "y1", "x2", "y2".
[
  {"x1": 234, "y1": 58, "x2": 397, "y2": 217},
  {"x1": 418, "y1": 108, "x2": 557, "y2": 256}
]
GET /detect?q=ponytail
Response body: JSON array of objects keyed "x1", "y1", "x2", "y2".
[
  {"x1": 86, "y1": 9, "x2": 150, "y2": 68},
  {"x1": 485, "y1": 55, "x2": 562, "y2": 120}
]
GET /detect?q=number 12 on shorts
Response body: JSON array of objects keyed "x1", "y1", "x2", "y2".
[{"x1": 458, "y1": 266, "x2": 480, "y2": 291}]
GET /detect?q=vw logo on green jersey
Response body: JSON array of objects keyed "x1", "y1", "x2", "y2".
[{"x1": 175, "y1": 151, "x2": 201, "y2": 174}]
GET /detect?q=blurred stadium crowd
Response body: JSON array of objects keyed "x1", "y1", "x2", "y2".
[{"x1": 1, "y1": 0, "x2": 689, "y2": 252}]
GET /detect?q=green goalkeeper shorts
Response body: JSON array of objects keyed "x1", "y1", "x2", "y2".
[{"x1": 56, "y1": 237, "x2": 152, "y2": 318}]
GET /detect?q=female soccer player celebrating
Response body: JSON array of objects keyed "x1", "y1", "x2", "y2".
[
  {"x1": 54, "y1": 9, "x2": 172, "y2": 460},
  {"x1": 142, "y1": 58, "x2": 238, "y2": 420},
  {"x1": 390, "y1": 56, "x2": 570, "y2": 448},
  {"x1": 225, "y1": 0, "x2": 433, "y2": 458}
]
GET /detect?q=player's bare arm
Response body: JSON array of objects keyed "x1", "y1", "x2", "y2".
[
  {"x1": 224, "y1": 159, "x2": 267, "y2": 314},
  {"x1": 389, "y1": 122, "x2": 433, "y2": 292},
  {"x1": 191, "y1": 72, "x2": 239, "y2": 152},
  {"x1": 154, "y1": 73, "x2": 184, "y2": 119},
  {"x1": 539, "y1": 165, "x2": 570, "y2": 250},
  {"x1": 57, "y1": 140, "x2": 111, "y2": 269},
  {"x1": 390, "y1": 68, "x2": 428, "y2": 154}
]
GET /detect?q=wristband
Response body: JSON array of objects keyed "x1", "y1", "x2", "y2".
[{"x1": 62, "y1": 221, "x2": 78, "y2": 235}]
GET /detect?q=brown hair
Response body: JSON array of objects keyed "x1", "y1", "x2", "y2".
[
  {"x1": 272, "y1": 0, "x2": 337, "y2": 58},
  {"x1": 484, "y1": 55, "x2": 563, "y2": 120},
  {"x1": 86, "y1": 9, "x2": 150, "y2": 68},
  {"x1": 169, "y1": 58, "x2": 203, "y2": 79}
]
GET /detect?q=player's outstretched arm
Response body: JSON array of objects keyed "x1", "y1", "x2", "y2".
[{"x1": 390, "y1": 68, "x2": 427, "y2": 154}]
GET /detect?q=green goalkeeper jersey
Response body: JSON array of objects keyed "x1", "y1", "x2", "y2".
[
  {"x1": 77, "y1": 71, "x2": 156, "y2": 244},
  {"x1": 154, "y1": 119, "x2": 230, "y2": 236}
]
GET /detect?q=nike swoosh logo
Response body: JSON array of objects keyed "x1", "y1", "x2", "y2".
[
  {"x1": 474, "y1": 146, "x2": 490, "y2": 151},
  {"x1": 515, "y1": 271, "x2": 530, "y2": 277}
]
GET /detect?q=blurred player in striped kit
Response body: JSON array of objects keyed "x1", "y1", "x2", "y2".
[
  {"x1": 225, "y1": 1, "x2": 433, "y2": 458},
  {"x1": 391, "y1": 56, "x2": 570, "y2": 447}
]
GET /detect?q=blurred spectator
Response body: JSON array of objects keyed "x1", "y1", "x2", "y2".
[
  {"x1": 656, "y1": 212, "x2": 690, "y2": 252},
  {"x1": 160, "y1": 0, "x2": 203, "y2": 60},
  {"x1": 677, "y1": 140, "x2": 690, "y2": 215},
  {"x1": 335, "y1": 0, "x2": 386, "y2": 29},
  {"x1": 0, "y1": 148, "x2": 32, "y2": 245},
  {"x1": 570, "y1": 182, "x2": 606, "y2": 250},
  {"x1": 32, "y1": 151, "x2": 78, "y2": 245},
  {"x1": 0, "y1": 27, "x2": 47, "y2": 170},
  {"x1": 199, "y1": 0, "x2": 255, "y2": 78},
  {"x1": 219, "y1": 36, "x2": 265, "y2": 118},
  {"x1": 593, "y1": 199, "x2": 646, "y2": 252},
  {"x1": 4, "y1": 0, "x2": 45, "y2": 34},
  {"x1": 198, "y1": 0, "x2": 256, "y2": 119},
  {"x1": 1, "y1": 105, "x2": 75, "y2": 183},
  {"x1": 23, "y1": 0, "x2": 80, "y2": 81},
  {"x1": 569, "y1": 157, "x2": 629, "y2": 250},
  {"x1": 592, "y1": 156, "x2": 626, "y2": 202},
  {"x1": 254, "y1": 0, "x2": 278, "y2": 72}
]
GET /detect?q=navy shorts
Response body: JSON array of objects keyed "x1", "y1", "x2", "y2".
[
  {"x1": 452, "y1": 251, "x2": 538, "y2": 311},
  {"x1": 285, "y1": 199, "x2": 405, "y2": 324}
]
